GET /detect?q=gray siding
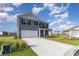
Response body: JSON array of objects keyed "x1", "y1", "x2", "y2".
[
  {"x1": 17, "y1": 13, "x2": 49, "y2": 38},
  {"x1": 19, "y1": 17, "x2": 39, "y2": 30}
]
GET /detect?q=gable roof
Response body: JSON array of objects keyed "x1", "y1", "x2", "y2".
[
  {"x1": 17, "y1": 13, "x2": 48, "y2": 24},
  {"x1": 64, "y1": 25, "x2": 79, "y2": 32}
]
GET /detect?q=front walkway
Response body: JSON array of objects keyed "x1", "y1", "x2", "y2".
[{"x1": 22, "y1": 38, "x2": 74, "y2": 56}]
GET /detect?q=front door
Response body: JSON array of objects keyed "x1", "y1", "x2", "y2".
[
  {"x1": 45, "y1": 30, "x2": 48, "y2": 37},
  {"x1": 40, "y1": 30, "x2": 44, "y2": 37}
]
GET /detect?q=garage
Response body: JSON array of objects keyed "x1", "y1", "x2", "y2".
[{"x1": 21, "y1": 30, "x2": 38, "y2": 38}]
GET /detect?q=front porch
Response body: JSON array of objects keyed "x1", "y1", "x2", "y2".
[{"x1": 38, "y1": 28, "x2": 52, "y2": 37}]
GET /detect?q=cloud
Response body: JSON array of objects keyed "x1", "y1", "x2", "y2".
[
  {"x1": 43, "y1": 3, "x2": 55, "y2": 9},
  {"x1": 54, "y1": 12, "x2": 69, "y2": 19},
  {"x1": 57, "y1": 22, "x2": 75, "y2": 31},
  {"x1": 49, "y1": 6, "x2": 66, "y2": 16},
  {"x1": 0, "y1": 3, "x2": 21, "y2": 31},
  {"x1": 0, "y1": 12, "x2": 17, "y2": 31},
  {"x1": 0, "y1": 12, "x2": 8, "y2": 30},
  {"x1": 0, "y1": 25, "x2": 4, "y2": 31},
  {"x1": 49, "y1": 11, "x2": 69, "y2": 26},
  {"x1": 48, "y1": 4, "x2": 73, "y2": 31},
  {"x1": 32, "y1": 6, "x2": 44, "y2": 15},
  {"x1": 0, "y1": 12, "x2": 17, "y2": 23},
  {"x1": 0, "y1": 12, "x2": 9, "y2": 17},
  {"x1": 47, "y1": 19, "x2": 53, "y2": 23},
  {"x1": 49, "y1": 19, "x2": 61, "y2": 26},
  {"x1": 48, "y1": 4, "x2": 70, "y2": 16},
  {"x1": 32, "y1": 3, "x2": 55, "y2": 15},
  {"x1": 49, "y1": 20, "x2": 75, "y2": 31},
  {"x1": 0, "y1": 3, "x2": 14, "y2": 12},
  {"x1": 12, "y1": 3, "x2": 23, "y2": 7},
  {"x1": 2, "y1": 7, "x2": 14, "y2": 12},
  {"x1": 60, "y1": 12, "x2": 69, "y2": 18},
  {"x1": 32, "y1": 3, "x2": 72, "y2": 31},
  {"x1": 6, "y1": 15, "x2": 17, "y2": 23},
  {"x1": 0, "y1": 12, "x2": 9, "y2": 23},
  {"x1": 0, "y1": 3, "x2": 5, "y2": 8}
]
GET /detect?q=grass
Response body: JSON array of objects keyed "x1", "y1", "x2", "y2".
[
  {"x1": 9, "y1": 48, "x2": 37, "y2": 56},
  {"x1": 47, "y1": 34, "x2": 79, "y2": 46},
  {"x1": 0, "y1": 36, "x2": 26, "y2": 50},
  {"x1": 0, "y1": 36, "x2": 37, "y2": 56}
]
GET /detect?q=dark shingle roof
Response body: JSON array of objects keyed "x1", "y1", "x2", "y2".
[{"x1": 17, "y1": 13, "x2": 48, "y2": 24}]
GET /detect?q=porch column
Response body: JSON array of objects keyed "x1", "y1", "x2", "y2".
[
  {"x1": 39, "y1": 28, "x2": 40, "y2": 38},
  {"x1": 44, "y1": 29, "x2": 45, "y2": 37}
]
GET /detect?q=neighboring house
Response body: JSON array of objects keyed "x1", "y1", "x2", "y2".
[
  {"x1": 17, "y1": 13, "x2": 52, "y2": 38},
  {"x1": 0, "y1": 31, "x2": 16, "y2": 36},
  {"x1": 63, "y1": 25, "x2": 79, "y2": 38},
  {"x1": 8, "y1": 32, "x2": 17, "y2": 36},
  {"x1": 0, "y1": 31, "x2": 8, "y2": 36},
  {"x1": 0, "y1": 32, "x2": 3, "y2": 36},
  {"x1": 52, "y1": 31, "x2": 62, "y2": 35},
  {"x1": 49, "y1": 29, "x2": 52, "y2": 36}
]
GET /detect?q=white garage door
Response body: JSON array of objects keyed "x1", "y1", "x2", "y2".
[{"x1": 21, "y1": 30, "x2": 38, "y2": 38}]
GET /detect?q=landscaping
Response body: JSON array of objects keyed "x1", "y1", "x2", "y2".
[
  {"x1": 0, "y1": 36, "x2": 37, "y2": 56},
  {"x1": 47, "y1": 34, "x2": 79, "y2": 46}
]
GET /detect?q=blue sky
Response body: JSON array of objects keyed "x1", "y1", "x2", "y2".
[{"x1": 0, "y1": 3, "x2": 79, "y2": 32}]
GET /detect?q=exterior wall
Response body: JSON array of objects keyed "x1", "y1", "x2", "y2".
[
  {"x1": 19, "y1": 18, "x2": 39, "y2": 30},
  {"x1": 74, "y1": 27, "x2": 79, "y2": 30},
  {"x1": 69, "y1": 31, "x2": 79, "y2": 38},
  {"x1": 17, "y1": 14, "x2": 49, "y2": 38},
  {"x1": 64, "y1": 30, "x2": 79, "y2": 38},
  {"x1": 18, "y1": 16, "x2": 48, "y2": 30},
  {"x1": 62, "y1": 26, "x2": 79, "y2": 38}
]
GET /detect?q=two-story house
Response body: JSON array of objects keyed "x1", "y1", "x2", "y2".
[{"x1": 17, "y1": 13, "x2": 52, "y2": 38}]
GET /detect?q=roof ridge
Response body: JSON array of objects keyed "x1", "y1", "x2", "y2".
[{"x1": 17, "y1": 13, "x2": 48, "y2": 23}]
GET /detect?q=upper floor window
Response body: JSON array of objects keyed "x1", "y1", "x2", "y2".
[
  {"x1": 39, "y1": 23, "x2": 43, "y2": 28},
  {"x1": 21, "y1": 18, "x2": 26, "y2": 24},
  {"x1": 46, "y1": 24, "x2": 48, "y2": 28},
  {"x1": 27, "y1": 19, "x2": 31, "y2": 25},
  {"x1": 39, "y1": 23, "x2": 48, "y2": 28},
  {"x1": 34, "y1": 21, "x2": 38, "y2": 25}
]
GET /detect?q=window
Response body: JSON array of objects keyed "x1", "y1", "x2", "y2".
[
  {"x1": 39, "y1": 23, "x2": 48, "y2": 28},
  {"x1": 34, "y1": 21, "x2": 38, "y2": 25},
  {"x1": 39, "y1": 23, "x2": 43, "y2": 28},
  {"x1": 21, "y1": 18, "x2": 26, "y2": 24},
  {"x1": 42, "y1": 23, "x2": 44, "y2": 28},
  {"x1": 46, "y1": 24, "x2": 48, "y2": 28},
  {"x1": 27, "y1": 19, "x2": 31, "y2": 25}
]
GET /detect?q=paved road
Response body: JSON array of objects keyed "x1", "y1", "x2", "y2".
[{"x1": 22, "y1": 38, "x2": 74, "y2": 56}]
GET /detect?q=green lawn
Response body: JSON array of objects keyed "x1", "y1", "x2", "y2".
[
  {"x1": 47, "y1": 34, "x2": 79, "y2": 46},
  {"x1": 9, "y1": 48, "x2": 37, "y2": 56},
  {"x1": 0, "y1": 36, "x2": 37, "y2": 56}
]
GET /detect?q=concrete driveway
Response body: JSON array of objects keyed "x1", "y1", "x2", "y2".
[{"x1": 22, "y1": 38, "x2": 74, "y2": 56}]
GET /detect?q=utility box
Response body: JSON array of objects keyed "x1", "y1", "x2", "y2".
[{"x1": 0, "y1": 44, "x2": 11, "y2": 55}]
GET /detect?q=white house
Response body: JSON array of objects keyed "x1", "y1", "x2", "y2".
[
  {"x1": 0, "y1": 31, "x2": 9, "y2": 36},
  {"x1": 0, "y1": 32, "x2": 3, "y2": 35},
  {"x1": 63, "y1": 25, "x2": 79, "y2": 38}
]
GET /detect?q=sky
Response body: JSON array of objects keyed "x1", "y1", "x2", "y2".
[{"x1": 0, "y1": 3, "x2": 79, "y2": 32}]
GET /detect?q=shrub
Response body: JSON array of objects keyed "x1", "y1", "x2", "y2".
[
  {"x1": 0, "y1": 36, "x2": 26, "y2": 51},
  {"x1": 64, "y1": 36, "x2": 72, "y2": 40}
]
